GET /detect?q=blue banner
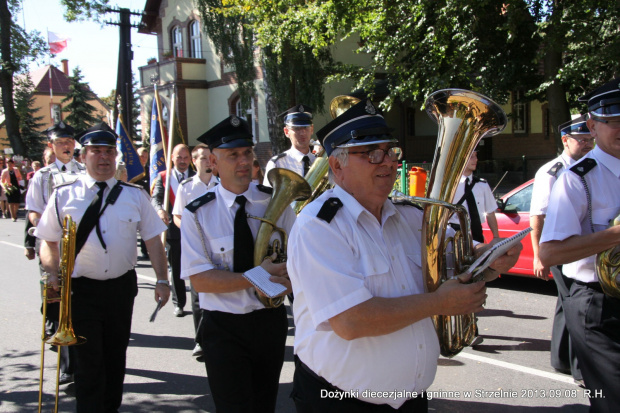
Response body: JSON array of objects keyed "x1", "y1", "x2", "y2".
[
  {"x1": 115, "y1": 115, "x2": 145, "y2": 183},
  {"x1": 149, "y1": 94, "x2": 166, "y2": 193}
]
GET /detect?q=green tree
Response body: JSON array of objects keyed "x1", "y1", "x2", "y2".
[
  {"x1": 61, "y1": 67, "x2": 100, "y2": 132},
  {"x1": 200, "y1": 0, "x2": 620, "y2": 151},
  {"x1": 14, "y1": 73, "x2": 45, "y2": 160}
]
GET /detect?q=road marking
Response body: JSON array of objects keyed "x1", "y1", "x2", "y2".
[
  {"x1": 1, "y1": 240, "x2": 23, "y2": 249},
  {"x1": 137, "y1": 273, "x2": 156, "y2": 282},
  {"x1": 457, "y1": 352, "x2": 576, "y2": 384}
]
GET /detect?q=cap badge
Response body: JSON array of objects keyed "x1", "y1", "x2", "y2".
[
  {"x1": 230, "y1": 115, "x2": 241, "y2": 127},
  {"x1": 365, "y1": 100, "x2": 376, "y2": 115},
  {"x1": 299, "y1": 105, "x2": 305, "y2": 113}
]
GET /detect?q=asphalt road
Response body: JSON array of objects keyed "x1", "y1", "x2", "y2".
[{"x1": 0, "y1": 211, "x2": 591, "y2": 412}]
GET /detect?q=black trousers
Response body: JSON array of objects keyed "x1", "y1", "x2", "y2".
[
  {"x1": 549, "y1": 266, "x2": 581, "y2": 380},
  {"x1": 71, "y1": 270, "x2": 138, "y2": 413},
  {"x1": 197, "y1": 306, "x2": 288, "y2": 413},
  {"x1": 167, "y1": 238, "x2": 186, "y2": 309},
  {"x1": 190, "y1": 282, "x2": 201, "y2": 334},
  {"x1": 291, "y1": 356, "x2": 428, "y2": 413},
  {"x1": 563, "y1": 280, "x2": 620, "y2": 413}
]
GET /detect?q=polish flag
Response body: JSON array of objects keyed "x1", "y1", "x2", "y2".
[{"x1": 48, "y1": 31, "x2": 69, "y2": 54}]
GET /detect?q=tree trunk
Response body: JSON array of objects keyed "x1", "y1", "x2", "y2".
[
  {"x1": 260, "y1": 58, "x2": 285, "y2": 156},
  {"x1": 544, "y1": 48, "x2": 570, "y2": 154},
  {"x1": 0, "y1": 0, "x2": 25, "y2": 155}
]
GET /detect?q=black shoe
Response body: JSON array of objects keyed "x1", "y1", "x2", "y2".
[
  {"x1": 137, "y1": 254, "x2": 149, "y2": 261},
  {"x1": 574, "y1": 379, "x2": 586, "y2": 388},
  {"x1": 174, "y1": 307, "x2": 185, "y2": 317},
  {"x1": 192, "y1": 343, "x2": 204, "y2": 357},
  {"x1": 196, "y1": 355, "x2": 205, "y2": 363},
  {"x1": 58, "y1": 373, "x2": 74, "y2": 385},
  {"x1": 470, "y1": 336, "x2": 484, "y2": 346}
]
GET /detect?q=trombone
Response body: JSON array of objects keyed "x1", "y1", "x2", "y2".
[{"x1": 38, "y1": 216, "x2": 86, "y2": 413}]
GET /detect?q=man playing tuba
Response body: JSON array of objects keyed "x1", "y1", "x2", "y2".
[
  {"x1": 180, "y1": 115, "x2": 294, "y2": 412},
  {"x1": 287, "y1": 99, "x2": 521, "y2": 412}
]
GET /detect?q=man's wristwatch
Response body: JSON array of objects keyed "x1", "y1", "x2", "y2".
[{"x1": 156, "y1": 279, "x2": 170, "y2": 287}]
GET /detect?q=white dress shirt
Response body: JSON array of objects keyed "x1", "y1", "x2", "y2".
[
  {"x1": 180, "y1": 182, "x2": 296, "y2": 314},
  {"x1": 448, "y1": 175, "x2": 498, "y2": 226},
  {"x1": 25, "y1": 159, "x2": 85, "y2": 214},
  {"x1": 172, "y1": 174, "x2": 219, "y2": 216},
  {"x1": 263, "y1": 148, "x2": 315, "y2": 186},
  {"x1": 35, "y1": 174, "x2": 166, "y2": 280},
  {"x1": 530, "y1": 153, "x2": 577, "y2": 216},
  {"x1": 541, "y1": 146, "x2": 620, "y2": 283},
  {"x1": 288, "y1": 185, "x2": 440, "y2": 408}
]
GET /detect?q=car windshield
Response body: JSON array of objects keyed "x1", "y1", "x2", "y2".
[{"x1": 504, "y1": 183, "x2": 533, "y2": 212}]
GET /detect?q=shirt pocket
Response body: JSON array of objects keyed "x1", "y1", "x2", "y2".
[
  {"x1": 592, "y1": 207, "x2": 620, "y2": 232},
  {"x1": 360, "y1": 253, "x2": 391, "y2": 296},
  {"x1": 116, "y1": 209, "x2": 141, "y2": 239},
  {"x1": 208, "y1": 235, "x2": 234, "y2": 271}
]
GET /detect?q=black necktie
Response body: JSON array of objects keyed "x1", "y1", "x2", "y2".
[
  {"x1": 233, "y1": 195, "x2": 254, "y2": 272},
  {"x1": 75, "y1": 182, "x2": 107, "y2": 254},
  {"x1": 464, "y1": 178, "x2": 484, "y2": 243},
  {"x1": 178, "y1": 171, "x2": 184, "y2": 182},
  {"x1": 61, "y1": 165, "x2": 66, "y2": 172},
  {"x1": 302, "y1": 156, "x2": 310, "y2": 176}
]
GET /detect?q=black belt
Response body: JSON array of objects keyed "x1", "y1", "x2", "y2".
[
  {"x1": 574, "y1": 279, "x2": 604, "y2": 293},
  {"x1": 295, "y1": 355, "x2": 347, "y2": 393}
]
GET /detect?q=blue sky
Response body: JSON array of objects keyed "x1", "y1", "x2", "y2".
[{"x1": 22, "y1": 0, "x2": 158, "y2": 98}]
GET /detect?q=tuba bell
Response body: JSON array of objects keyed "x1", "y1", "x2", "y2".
[
  {"x1": 252, "y1": 168, "x2": 311, "y2": 307},
  {"x1": 596, "y1": 212, "x2": 620, "y2": 299},
  {"x1": 393, "y1": 89, "x2": 507, "y2": 358}
]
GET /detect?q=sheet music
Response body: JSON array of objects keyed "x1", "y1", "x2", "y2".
[
  {"x1": 149, "y1": 298, "x2": 163, "y2": 322},
  {"x1": 243, "y1": 266, "x2": 287, "y2": 298},
  {"x1": 469, "y1": 227, "x2": 532, "y2": 278}
]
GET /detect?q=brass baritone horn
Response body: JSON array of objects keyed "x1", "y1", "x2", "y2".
[
  {"x1": 252, "y1": 168, "x2": 311, "y2": 307},
  {"x1": 596, "y1": 212, "x2": 620, "y2": 299},
  {"x1": 420, "y1": 89, "x2": 507, "y2": 357},
  {"x1": 38, "y1": 215, "x2": 86, "y2": 413}
]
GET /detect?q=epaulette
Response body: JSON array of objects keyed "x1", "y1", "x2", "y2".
[
  {"x1": 119, "y1": 181, "x2": 142, "y2": 189},
  {"x1": 471, "y1": 176, "x2": 486, "y2": 184},
  {"x1": 391, "y1": 199, "x2": 423, "y2": 210},
  {"x1": 256, "y1": 184, "x2": 273, "y2": 194},
  {"x1": 547, "y1": 161, "x2": 563, "y2": 177},
  {"x1": 186, "y1": 192, "x2": 216, "y2": 213},
  {"x1": 181, "y1": 177, "x2": 193, "y2": 185},
  {"x1": 270, "y1": 153, "x2": 287, "y2": 163},
  {"x1": 54, "y1": 178, "x2": 79, "y2": 189},
  {"x1": 570, "y1": 158, "x2": 597, "y2": 177},
  {"x1": 317, "y1": 197, "x2": 343, "y2": 223}
]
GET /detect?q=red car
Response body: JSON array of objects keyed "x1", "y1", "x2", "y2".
[{"x1": 481, "y1": 179, "x2": 536, "y2": 278}]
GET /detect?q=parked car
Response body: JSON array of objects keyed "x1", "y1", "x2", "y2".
[{"x1": 481, "y1": 179, "x2": 537, "y2": 278}]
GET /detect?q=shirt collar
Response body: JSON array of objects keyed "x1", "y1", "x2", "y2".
[
  {"x1": 287, "y1": 147, "x2": 313, "y2": 162},
  {"x1": 217, "y1": 182, "x2": 255, "y2": 209},
  {"x1": 560, "y1": 152, "x2": 577, "y2": 167},
  {"x1": 333, "y1": 185, "x2": 397, "y2": 225},
  {"x1": 55, "y1": 159, "x2": 72, "y2": 170},
  {"x1": 592, "y1": 146, "x2": 620, "y2": 178},
  {"x1": 83, "y1": 174, "x2": 117, "y2": 190}
]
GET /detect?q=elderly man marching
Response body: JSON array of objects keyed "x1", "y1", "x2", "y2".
[
  {"x1": 540, "y1": 78, "x2": 620, "y2": 413},
  {"x1": 287, "y1": 99, "x2": 521, "y2": 412},
  {"x1": 530, "y1": 116, "x2": 593, "y2": 385}
]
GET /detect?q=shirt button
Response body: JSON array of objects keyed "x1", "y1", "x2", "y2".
[
  {"x1": 128, "y1": 219, "x2": 132, "y2": 222},
  {"x1": 102, "y1": 230, "x2": 106, "y2": 234},
  {"x1": 419, "y1": 344, "x2": 423, "y2": 349},
  {"x1": 105, "y1": 270, "x2": 108, "y2": 273},
  {"x1": 220, "y1": 247, "x2": 225, "y2": 251},
  {"x1": 402, "y1": 285, "x2": 405, "y2": 290}
]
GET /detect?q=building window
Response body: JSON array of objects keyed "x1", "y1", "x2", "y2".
[
  {"x1": 190, "y1": 21, "x2": 202, "y2": 59},
  {"x1": 236, "y1": 99, "x2": 256, "y2": 142},
  {"x1": 51, "y1": 104, "x2": 61, "y2": 123},
  {"x1": 512, "y1": 90, "x2": 528, "y2": 134},
  {"x1": 172, "y1": 27, "x2": 183, "y2": 57}
]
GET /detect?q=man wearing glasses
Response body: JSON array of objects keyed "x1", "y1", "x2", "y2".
[
  {"x1": 287, "y1": 99, "x2": 521, "y2": 412},
  {"x1": 263, "y1": 104, "x2": 316, "y2": 186},
  {"x1": 540, "y1": 78, "x2": 620, "y2": 413},
  {"x1": 530, "y1": 117, "x2": 593, "y2": 386}
]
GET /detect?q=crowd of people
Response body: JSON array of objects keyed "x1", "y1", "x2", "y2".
[{"x1": 17, "y1": 77, "x2": 620, "y2": 413}]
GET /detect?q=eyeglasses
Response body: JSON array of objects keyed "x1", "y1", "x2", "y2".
[
  {"x1": 288, "y1": 126, "x2": 311, "y2": 132},
  {"x1": 595, "y1": 119, "x2": 620, "y2": 129},
  {"x1": 348, "y1": 147, "x2": 403, "y2": 164},
  {"x1": 568, "y1": 136, "x2": 595, "y2": 145}
]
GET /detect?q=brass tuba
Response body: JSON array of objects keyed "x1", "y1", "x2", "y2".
[
  {"x1": 596, "y1": 213, "x2": 620, "y2": 299},
  {"x1": 38, "y1": 215, "x2": 86, "y2": 412},
  {"x1": 252, "y1": 168, "x2": 311, "y2": 307},
  {"x1": 397, "y1": 89, "x2": 507, "y2": 357}
]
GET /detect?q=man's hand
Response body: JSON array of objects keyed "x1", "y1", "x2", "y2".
[
  {"x1": 155, "y1": 284, "x2": 170, "y2": 306},
  {"x1": 157, "y1": 209, "x2": 170, "y2": 226},
  {"x1": 533, "y1": 256, "x2": 550, "y2": 280},
  {"x1": 435, "y1": 273, "x2": 487, "y2": 315},
  {"x1": 260, "y1": 253, "x2": 292, "y2": 297},
  {"x1": 24, "y1": 247, "x2": 35, "y2": 260}
]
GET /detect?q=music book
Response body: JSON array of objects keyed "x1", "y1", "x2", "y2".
[
  {"x1": 243, "y1": 266, "x2": 287, "y2": 298},
  {"x1": 469, "y1": 227, "x2": 532, "y2": 278},
  {"x1": 149, "y1": 298, "x2": 163, "y2": 322}
]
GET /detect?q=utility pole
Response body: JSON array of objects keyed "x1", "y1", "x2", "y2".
[{"x1": 105, "y1": 7, "x2": 142, "y2": 137}]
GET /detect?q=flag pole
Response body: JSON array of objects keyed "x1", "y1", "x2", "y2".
[
  {"x1": 161, "y1": 92, "x2": 176, "y2": 245},
  {"x1": 47, "y1": 28, "x2": 54, "y2": 124}
]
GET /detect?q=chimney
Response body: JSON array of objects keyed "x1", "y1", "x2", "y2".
[{"x1": 61, "y1": 59, "x2": 69, "y2": 75}]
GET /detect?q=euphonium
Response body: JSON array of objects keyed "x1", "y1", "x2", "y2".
[
  {"x1": 252, "y1": 168, "x2": 311, "y2": 307},
  {"x1": 420, "y1": 89, "x2": 507, "y2": 357},
  {"x1": 38, "y1": 215, "x2": 86, "y2": 413},
  {"x1": 596, "y1": 212, "x2": 620, "y2": 299}
]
